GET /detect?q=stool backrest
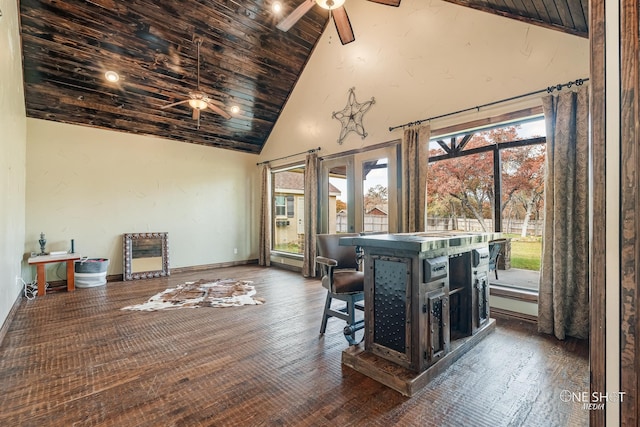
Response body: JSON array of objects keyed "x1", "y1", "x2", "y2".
[{"x1": 316, "y1": 233, "x2": 360, "y2": 270}]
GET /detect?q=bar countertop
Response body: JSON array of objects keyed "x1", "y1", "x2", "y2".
[{"x1": 340, "y1": 231, "x2": 502, "y2": 254}]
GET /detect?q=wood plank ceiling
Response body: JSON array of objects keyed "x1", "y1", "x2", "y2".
[
  {"x1": 19, "y1": 0, "x2": 586, "y2": 155},
  {"x1": 20, "y1": 0, "x2": 328, "y2": 154},
  {"x1": 441, "y1": 0, "x2": 588, "y2": 38}
]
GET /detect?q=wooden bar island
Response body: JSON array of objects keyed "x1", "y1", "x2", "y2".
[{"x1": 339, "y1": 232, "x2": 500, "y2": 396}]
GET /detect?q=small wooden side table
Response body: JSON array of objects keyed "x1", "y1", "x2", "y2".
[{"x1": 28, "y1": 254, "x2": 82, "y2": 296}]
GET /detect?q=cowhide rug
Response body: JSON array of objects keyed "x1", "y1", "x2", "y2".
[{"x1": 122, "y1": 279, "x2": 265, "y2": 311}]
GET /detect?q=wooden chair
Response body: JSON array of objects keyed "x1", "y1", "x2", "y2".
[{"x1": 316, "y1": 233, "x2": 364, "y2": 345}]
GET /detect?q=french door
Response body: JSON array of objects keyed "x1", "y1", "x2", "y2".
[{"x1": 319, "y1": 145, "x2": 400, "y2": 234}]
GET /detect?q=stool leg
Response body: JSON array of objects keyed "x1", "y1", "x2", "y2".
[
  {"x1": 346, "y1": 296, "x2": 356, "y2": 343},
  {"x1": 320, "y1": 292, "x2": 332, "y2": 335}
]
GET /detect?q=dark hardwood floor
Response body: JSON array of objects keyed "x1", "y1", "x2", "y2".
[{"x1": 0, "y1": 265, "x2": 588, "y2": 426}]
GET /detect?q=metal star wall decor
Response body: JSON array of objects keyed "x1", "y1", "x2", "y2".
[{"x1": 332, "y1": 87, "x2": 375, "y2": 145}]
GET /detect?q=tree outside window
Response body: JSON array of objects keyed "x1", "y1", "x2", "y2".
[{"x1": 427, "y1": 120, "x2": 545, "y2": 274}]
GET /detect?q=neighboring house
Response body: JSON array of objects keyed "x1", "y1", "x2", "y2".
[
  {"x1": 365, "y1": 206, "x2": 388, "y2": 233},
  {"x1": 366, "y1": 206, "x2": 387, "y2": 216},
  {"x1": 336, "y1": 206, "x2": 389, "y2": 233},
  {"x1": 273, "y1": 171, "x2": 341, "y2": 253}
]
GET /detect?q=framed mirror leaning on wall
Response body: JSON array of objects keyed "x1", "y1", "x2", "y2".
[{"x1": 123, "y1": 232, "x2": 170, "y2": 280}]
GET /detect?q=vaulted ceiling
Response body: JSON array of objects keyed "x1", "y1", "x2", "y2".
[
  {"x1": 444, "y1": 0, "x2": 588, "y2": 38},
  {"x1": 19, "y1": 0, "x2": 587, "y2": 154}
]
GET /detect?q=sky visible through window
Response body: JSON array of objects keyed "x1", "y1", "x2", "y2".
[
  {"x1": 329, "y1": 160, "x2": 388, "y2": 203},
  {"x1": 517, "y1": 118, "x2": 546, "y2": 138}
]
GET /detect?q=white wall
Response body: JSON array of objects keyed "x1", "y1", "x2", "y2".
[
  {"x1": 24, "y1": 119, "x2": 259, "y2": 280},
  {"x1": 260, "y1": 0, "x2": 590, "y2": 162},
  {"x1": 0, "y1": 0, "x2": 27, "y2": 326}
]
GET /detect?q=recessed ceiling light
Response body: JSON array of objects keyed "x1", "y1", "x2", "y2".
[
  {"x1": 230, "y1": 105, "x2": 240, "y2": 114},
  {"x1": 104, "y1": 71, "x2": 120, "y2": 82},
  {"x1": 272, "y1": 1, "x2": 283, "y2": 13}
]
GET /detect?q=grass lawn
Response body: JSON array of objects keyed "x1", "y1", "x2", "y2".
[
  {"x1": 504, "y1": 234, "x2": 542, "y2": 271},
  {"x1": 274, "y1": 242, "x2": 303, "y2": 255}
]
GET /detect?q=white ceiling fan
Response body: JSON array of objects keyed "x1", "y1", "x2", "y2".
[
  {"x1": 276, "y1": 0, "x2": 401, "y2": 45},
  {"x1": 161, "y1": 38, "x2": 231, "y2": 128}
]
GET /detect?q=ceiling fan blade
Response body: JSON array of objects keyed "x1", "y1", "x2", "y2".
[
  {"x1": 276, "y1": 0, "x2": 316, "y2": 32},
  {"x1": 332, "y1": 6, "x2": 355, "y2": 45},
  {"x1": 206, "y1": 101, "x2": 232, "y2": 120},
  {"x1": 192, "y1": 108, "x2": 200, "y2": 121},
  {"x1": 367, "y1": 0, "x2": 401, "y2": 6},
  {"x1": 161, "y1": 99, "x2": 190, "y2": 109}
]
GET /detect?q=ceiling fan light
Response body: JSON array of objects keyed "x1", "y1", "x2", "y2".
[
  {"x1": 272, "y1": 1, "x2": 283, "y2": 13},
  {"x1": 188, "y1": 99, "x2": 208, "y2": 110},
  {"x1": 316, "y1": 0, "x2": 345, "y2": 9}
]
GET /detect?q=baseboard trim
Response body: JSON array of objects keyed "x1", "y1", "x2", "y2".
[
  {"x1": 271, "y1": 261, "x2": 302, "y2": 273},
  {"x1": 48, "y1": 274, "x2": 122, "y2": 288},
  {"x1": 172, "y1": 259, "x2": 258, "y2": 274},
  {"x1": 46, "y1": 260, "x2": 259, "y2": 286},
  {"x1": 490, "y1": 307, "x2": 537, "y2": 324},
  {"x1": 0, "y1": 291, "x2": 23, "y2": 347}
]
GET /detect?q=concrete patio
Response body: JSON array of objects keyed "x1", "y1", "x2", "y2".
[{"x1": 490, "y1": 267, "x2": 540, "y2": 292}]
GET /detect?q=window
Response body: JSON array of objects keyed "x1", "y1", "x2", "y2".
[
  {"x1": 362, "y1": 158, "x2": 389, "y2": 233},
  {"x1": 275, "y1": 196, "x2": 286, "y2": 217},
  {"x1": 286, "y1": 196, "x2": 295, "y2": 218},
  {"x1": 272, "y1": 166, "x2": 305, "y2": 255},
  {"x1": 427, "y1": 116, "x2": 546, "y2": 291},
  {"x1": 328, "y1": 165, "x2": 348, "y2": 233}
]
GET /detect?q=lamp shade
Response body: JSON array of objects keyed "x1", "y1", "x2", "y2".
[
  {"x1": 315, "y1": 0, "x2": 345, "y2": 9},
  {"x1": 188, "y1": 99, "x2": 208, "y2": 110}
]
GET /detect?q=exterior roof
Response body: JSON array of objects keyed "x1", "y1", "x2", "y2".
[
  {"x1": 367, "y1": 206, "x2": 388, "y2": 216},
  {"x1": 274, "y1": 171, "x2": 341, "y2": 195}
]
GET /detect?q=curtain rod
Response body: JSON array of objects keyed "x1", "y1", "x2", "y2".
[
  {"x1": 388, "y1": 77, "x2": 589, "y2": 132},
  {"x1": 256, "y1": 147, "x2": 321, "y2": 166}
]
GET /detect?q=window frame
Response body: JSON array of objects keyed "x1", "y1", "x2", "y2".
[
  {"x1": 318, "y1": 141, "x2": 401, "y2": 235},
  {"x1": 270, "y1": 163, "x2": 306, "y2": 258}
]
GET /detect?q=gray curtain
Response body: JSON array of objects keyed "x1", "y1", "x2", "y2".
[
  {"x1": 401, "y1": 124, "x2": 431, "y2": 232},
  {"x1": 258, "y1": 164, "x2": 271, "y2": 267},
  {"x1": 538, "y1": 85, "x2": 589, "y2": 340},
  {"x1": 302, "y1": 153, "x2": 318, "y2": 277}
]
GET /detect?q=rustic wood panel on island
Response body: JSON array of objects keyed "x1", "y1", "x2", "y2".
[{"x1": 0, "y1": 265, "x2": 588, "y2": 426}]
